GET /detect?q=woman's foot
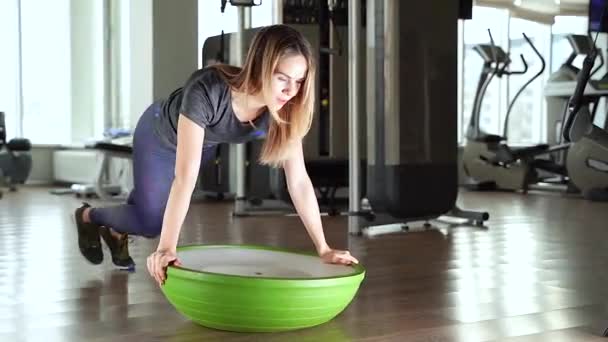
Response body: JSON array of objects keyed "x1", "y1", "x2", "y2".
[
  {"x1": 99, "y1": 227, "x2": 135, "y2": 268},
  {"x1": 74, "y1": 203, "x2": 103, "y2": 264}
]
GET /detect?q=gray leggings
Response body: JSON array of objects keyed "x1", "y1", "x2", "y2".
[{"x1": 90, "y1": 102, "x2": 215, "y2": 237}]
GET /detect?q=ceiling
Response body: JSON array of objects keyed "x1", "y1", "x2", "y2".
[{"x1": 475, "y1": 0, "x2": 589, "y2": 23}]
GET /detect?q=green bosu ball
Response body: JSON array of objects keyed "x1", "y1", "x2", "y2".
[{"x1": 161, "y1": 244, "x2": 365, "y2": 332}]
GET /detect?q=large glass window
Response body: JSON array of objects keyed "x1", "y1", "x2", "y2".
[
  {"x1": 506, "y1": 18, "x2": 551, "y2": 144},
  {"x1": 461, "y1": 7, "x2": 510, "y2": 140},
  {"x1": 458, "y1": 8, "x2": 584, "y2": 146},
  {"x1": 0, "y1": 0, "x2": 20, "y2": 140},
  {"x1": 198, "y1": 1, "x2": 273, "y2": 68},
  {"x1": 20, "y1": 0, "x2": 72, "y2": 145},
  {"x1": 551, "y1": 16, "x2": 588, "y2": 73},
  {"x1": 1, "y1": 0, "x2": 113, "y2": 145}
]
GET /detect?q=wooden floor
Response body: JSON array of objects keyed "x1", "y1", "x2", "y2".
[{"x1": 1, "y1": 186, "x2": 608, "y2": 341}]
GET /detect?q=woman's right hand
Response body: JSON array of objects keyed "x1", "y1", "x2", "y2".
[{"x1": 147, "y1": 248, "x2": 182, "y2": 286}]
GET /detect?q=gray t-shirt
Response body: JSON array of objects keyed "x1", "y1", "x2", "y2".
[{"x1": 155, "y1": 66, "x2": 269, "y2": 150}]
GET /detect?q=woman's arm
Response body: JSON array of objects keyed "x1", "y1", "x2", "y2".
[
  {"x1": 283, "y1": 140, "x2": 359, "y2": 265},
  {"x1": 148, "y1": 114, "x2": 205, "y2": 285}
]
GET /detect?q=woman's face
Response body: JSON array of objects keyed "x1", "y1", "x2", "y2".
[{"x1": 270, "y1": 54, "x2": 308, "y2": 110}]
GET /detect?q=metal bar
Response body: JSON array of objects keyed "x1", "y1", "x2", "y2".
[
  {"x1": 234, "y1": 5, "x2": 250, "y2": 215},
  {"x1": 103, "y1": 0, "x2": 112, "y2": 131},
  {"x1": 348, "y1": 0, "x2": 361, "y2": 234},
  {"x1": 17, "y1": 0, "x2": 24, "y2": 137},
  {"x1": 271, "y1": 0, "x2": 283, "y2": 24}
]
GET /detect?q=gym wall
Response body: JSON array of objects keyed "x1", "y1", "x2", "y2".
[{"x1": 152, "y1": 0, "x2": 198, "y2": 101}]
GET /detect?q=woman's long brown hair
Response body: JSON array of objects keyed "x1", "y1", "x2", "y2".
[{"x1": 212, "y1": 24, "x2": 316, "y2": 167}]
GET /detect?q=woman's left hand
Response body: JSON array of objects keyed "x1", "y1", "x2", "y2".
[{"x1": 319, "y1": 248, "x2": 359, "y2": 265}]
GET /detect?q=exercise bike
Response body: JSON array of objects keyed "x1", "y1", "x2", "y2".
[
  {"x1": 462, "y1": 30, "x2": 571, "y2": 193},
  {"x1": 0, "y1": 111, "x2": 33, "y2": 198}
]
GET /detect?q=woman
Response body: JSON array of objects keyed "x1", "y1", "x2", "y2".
[{"x1": 74, "y1": 24, "x2": 359, "y2": 286}]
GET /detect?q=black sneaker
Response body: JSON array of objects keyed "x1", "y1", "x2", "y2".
[
  {"x1": 74, "y1": 203, "x2": 103, "y2": 264},
  {"x1": 99, "y1": 227, "x2": 135, "y2": 269}
]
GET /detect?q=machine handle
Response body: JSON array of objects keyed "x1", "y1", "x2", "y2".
[
  {"x1": 507, "y1": 54, "x2": 528, "y2": 75},
  {"x1": 563, "y1": 48, "x2": 597, "y2": 142},
  {"x1": 562, "y1": 1, "x2": 608, "y2": 142},
  {"x1": 522, "y1": 32, "x2": 546, "y2": 75},
  {"x1": 502, "y1": 33, "x2": 547, "y2": 138},
  {"x1": 591, "y1": 45, "x2": 604, "y2": 78},
  {"x1": 0, "y1": 111, "x2": 5, "y2": 146}
]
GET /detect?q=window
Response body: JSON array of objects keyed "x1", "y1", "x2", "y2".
[
  {"x1": 0, "y1": 0, "x2": 20, "y2": 140},
  {"x1": 0, "y1": 0, "x2": 131, "y2": 145},
  {"x1": 251, "y1": 1, "x2": 273, "y2": 28},
  {"x1": 110, "y1": 0, "x2": 133, "y2": 131},
  {"x1": 1, "y1": 0, "x2": 87, "y2": 145},
  {"x1": 551, "y1": 16, "x2": 588, "y2": 73},
  {"x1": 549, "y1": 16, "x2": 596, "y2": 139},
  {"x1": 198, "y1": 1, "x2": 273, "y2": 68},
  {"x1": 20, "y1": 0, "x2": 72, "y2": 145},
  {"x1": 506, "y1": 17, "x2": 551, "y2": 144},
  {"x1": 458, "y1": 8, "x2": 582, "y2": 146},
  {"x1": 461, "y1": 7, "x2": 510, "y2": 140}
]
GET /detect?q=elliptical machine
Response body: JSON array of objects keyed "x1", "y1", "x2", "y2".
[
  {"x1": 462, "y1": 31, "x2": 570, "y2": 193},
  {"x1": 547, "y1": 34, "x2": 604, "y2": 84},
  {"x1": 544, "y1": 34, "x2": 605, "y2": 150},
  {"x1": 561, "y1": 18, "x2": 608, "y2": 337},
  {"x1": 0, "y1": 112, "x2": 33, "y2": 198},
  {"x1": 562, "y1": 36, "x2": 608, "y2": 202}
]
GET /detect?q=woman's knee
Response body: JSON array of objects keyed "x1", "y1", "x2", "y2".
[{"x1": 138, "y1": 210, "x2": 164, "y2": 238}]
